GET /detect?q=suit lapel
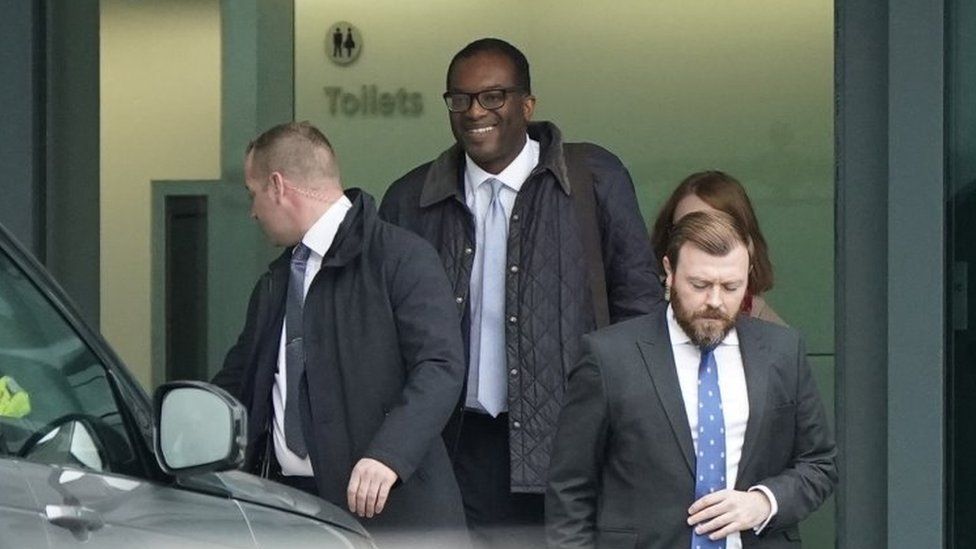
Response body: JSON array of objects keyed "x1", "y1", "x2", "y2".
[
  {"x1": 735, "y1": 319, "x2": 771, "y2": 483},
  {"x1": 637, "y1": 311, "x2": 696, "y2": 477}
]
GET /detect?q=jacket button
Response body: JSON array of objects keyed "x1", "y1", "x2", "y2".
[
  {"x1": 509, "y1": 265, "x2": 519, "y2": 273},
  {"x1": 510, "y1": 368, "x2": 518, "y2": 377},
  {"x1": 455, "y1": 296, "x2": 464, "y2": 304},
  {"x1": 464, "y1": 247, "x2": 473, "y2": 255},
  {"x1": 508, "y1": 315, "x2": 517, "y2": 324},
  {"x1": 512, "y1": 213, "x2": 520, "y2": 222},
  {"x1": 512, "y1": 421, "x2": 521, "y2": 429}
]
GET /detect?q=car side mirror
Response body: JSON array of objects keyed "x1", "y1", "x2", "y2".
[{"x1": 153, "y1": 381, "x2": 247, "y2": 476}]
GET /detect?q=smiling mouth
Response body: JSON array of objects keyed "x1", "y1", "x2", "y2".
[{"x1": 466, "y1": 125, "x2": 496, "y2": 135}]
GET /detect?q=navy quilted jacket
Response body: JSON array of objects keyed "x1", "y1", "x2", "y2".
[{"x1": 379, "y1": 121, "x2": 663, "y2": 491}]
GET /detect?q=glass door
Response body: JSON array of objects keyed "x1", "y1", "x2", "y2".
[{"x1": 946, "y1": 0, "x2": 976, "y2": 546}]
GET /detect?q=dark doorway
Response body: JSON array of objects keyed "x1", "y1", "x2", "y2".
[{"x1": 165, "y1": 195, "x2": 208, "y2": 382}]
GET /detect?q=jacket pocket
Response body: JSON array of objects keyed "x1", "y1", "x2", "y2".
[{"x1": 597, "y1": 528, "x2": 638, "y2": 548}]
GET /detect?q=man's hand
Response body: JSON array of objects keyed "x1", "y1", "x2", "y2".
[
  {"x1": 347, "y1": 458, "x2": 398, "y2": 518},
  {"x1": 687, "y1": 489, "x2": 771, "y2": 540}
]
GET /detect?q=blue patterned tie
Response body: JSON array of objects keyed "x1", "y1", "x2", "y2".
[
  {"x1": 476, "y1": 178, "x2": 508, "y2": 417},
  {"x1": 692, "y1": 345, "x2": 726, "y2": 549},
  {"x1": 284, "y1": 243, "x2": 311, "y2": 457}
]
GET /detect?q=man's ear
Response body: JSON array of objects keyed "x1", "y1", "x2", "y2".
[
  {"x1": 522, "y1": 94, "x2": 536, "y2": 121},
  {"x1": 663, "y1": 255, "x2": 674, "y2": 290},
  {"x1": 269, "y1": 172, "x2": 286, "y2": 204}
]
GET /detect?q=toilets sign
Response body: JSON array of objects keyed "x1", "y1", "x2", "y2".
[
  {"x1": 328, "y1": 22, "x2": 362, "y2": 65},
  {"x1": 323, "y1": 22, "x2": 424, "y2": 118}
]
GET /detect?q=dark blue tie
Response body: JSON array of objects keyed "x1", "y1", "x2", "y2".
[
  {"x1": 692, "y1": 346, "x2": 726, "y2": 549},
  {"x1": 284, "y1": 243, "x2": 311, "y2": 457}
]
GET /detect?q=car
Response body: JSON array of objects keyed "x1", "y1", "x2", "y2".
[{"x1": 0, "y1": 221, "x2": 376, "y2": 548}]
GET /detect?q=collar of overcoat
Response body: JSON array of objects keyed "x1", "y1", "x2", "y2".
[
  {"x1": 635, "y1": 307, "x2": 774, "y2": 482},
  {"x1": 417, "y1": 120, "x2": 573, "y2": 208},
  {"x1": 267, "y1": 188, "x2": 372, "y2": 274}
]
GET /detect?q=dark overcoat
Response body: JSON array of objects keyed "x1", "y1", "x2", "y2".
[{"x1": 213, "y1": 189, "x2": 467, "y2": 532}]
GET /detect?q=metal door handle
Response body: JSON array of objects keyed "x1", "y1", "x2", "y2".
[{"x1": 45, "y1": 504, "x2": 105, "y2": 533}]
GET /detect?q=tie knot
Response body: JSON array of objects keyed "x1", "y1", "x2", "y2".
[
  {"x1": 292, "y1": 243, "x2": 312, "y2": 263},
  {"x1": 485, "y1": 178, "x2": 504, "y2": 199}
]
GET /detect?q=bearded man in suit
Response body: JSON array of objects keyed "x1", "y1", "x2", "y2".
[{"x1": 546, "y1": 210, "x2": 836, "y2": 548}]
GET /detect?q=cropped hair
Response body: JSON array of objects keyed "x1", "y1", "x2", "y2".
[
  {"x1": 652, "y1": 171, "x2": 774, "y2": 293},
  {"x1": 665, "y1": 210, "x2": 751, "y2": 272},
  {"x1": 246, "y1": 121, "x2": 339, "y2": 183},
  {"x1": 447, "y1": 37, "x2": 531, "y2": 93}
]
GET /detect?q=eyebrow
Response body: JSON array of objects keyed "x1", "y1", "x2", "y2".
[
  {"x1": 687, "y1": 276, "x2": 745, "y2": 286},
  {"x1": 447, "y1": 83, "x2": 515, "y2": 93}
]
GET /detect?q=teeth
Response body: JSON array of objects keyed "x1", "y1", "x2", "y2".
[{"x1": 468, "y1": 126, "x2": 494, "y2": 134}]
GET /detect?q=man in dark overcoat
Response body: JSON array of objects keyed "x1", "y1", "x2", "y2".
[{"x1": 212, "y1": 121, "x2": 468, "y2": 541}]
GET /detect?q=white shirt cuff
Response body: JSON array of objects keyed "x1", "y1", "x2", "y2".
[{"x1": 749, "y1": 485, "x2": 778, "y2": 534}]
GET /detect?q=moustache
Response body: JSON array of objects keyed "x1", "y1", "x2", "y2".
[{"x1": 694, "y1": 308, "x2": 730, "y2": 321}]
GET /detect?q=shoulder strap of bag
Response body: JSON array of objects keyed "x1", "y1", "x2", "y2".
[{"x1": 564, "y1": 142, "x2": 610, "y2": 329}]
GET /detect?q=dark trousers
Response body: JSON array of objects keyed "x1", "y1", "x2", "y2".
[{"x1": 454, "y1": 411, "x2": 545, "y2": 549}]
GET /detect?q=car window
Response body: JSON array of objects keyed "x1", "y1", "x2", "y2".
[{"x1": 0, "y1": 250, "x2": 139, "y2": 475}]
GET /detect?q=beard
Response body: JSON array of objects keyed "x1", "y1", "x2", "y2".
[{"x1": 671, "y1": 290, "x2": 738, "y2": 348}]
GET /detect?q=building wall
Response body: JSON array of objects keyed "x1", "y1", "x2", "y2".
[
  {"x1": 100, "y1": 0, "x2": 221, "y2": 387},
  {"x1": 295, "y1": 0, "x2": 834, "y2": 354}
]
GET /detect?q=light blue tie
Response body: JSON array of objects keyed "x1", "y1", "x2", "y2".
[
  {"x1": 692, "y1": 346, "x2": 726, "y2": 549},
  {"x1": 477, "y1": 178, "x2": 508, "y2": 417}
]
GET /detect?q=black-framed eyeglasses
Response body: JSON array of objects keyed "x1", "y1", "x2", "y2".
[{"x1": 442, "y1": 87, "x2": 524, "y2": 113}]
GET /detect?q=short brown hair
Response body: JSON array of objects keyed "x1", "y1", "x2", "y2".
[
  {"x1": 665, "y1": 210, "x2": 751, "y2": 271},
  {"x1": 246, "y1": 121, "x2": 339, "y2": 183},
  {"x1": 652, "y1": 171, "x2": 774, "y2": 293}
]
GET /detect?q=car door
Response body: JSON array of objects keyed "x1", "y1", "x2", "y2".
[
  {"x1": 0, "y1": 460, "x2": 49, "y2": 548},
  {"x1": 21, "y1": 461, "x2": 255, "y2": 548}
]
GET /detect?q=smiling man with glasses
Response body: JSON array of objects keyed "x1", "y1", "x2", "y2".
[{"x1": 380, "y1": 37, "x2": 663, "y2": 547}]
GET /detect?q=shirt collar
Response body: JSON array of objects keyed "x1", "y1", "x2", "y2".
[
  {"x1": 301, "y1": 194, "x2": 353, "y2": 257},
  {"x1": 666, "y1": 303, "x2": 740, "y2": 347},
  {"x1": 464, "y1": 135, "x2": 540, "y2": 192}
]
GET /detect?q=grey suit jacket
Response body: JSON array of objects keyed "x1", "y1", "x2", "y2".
[{"x1": 545, "y1": 305, "x2": 837, "y2": 548}]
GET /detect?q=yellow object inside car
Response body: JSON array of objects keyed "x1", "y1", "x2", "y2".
[{"x1": 0, "y1": 376, "x2": 30, "y2": 418}]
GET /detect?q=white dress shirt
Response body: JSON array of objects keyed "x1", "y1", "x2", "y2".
[
  {"x1": 462, "y1": 136, "x2": 540, "y2": 413},
  {"x1": 667, "y1": 305, "x2": 777, "y2": 547},
  {"x1": 273, "y1": 195, "x2": 352, "y2": 476}
]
